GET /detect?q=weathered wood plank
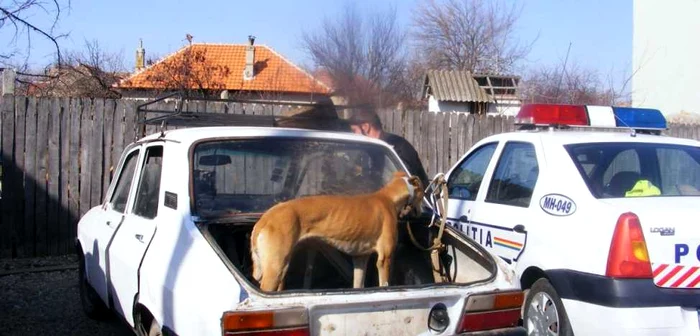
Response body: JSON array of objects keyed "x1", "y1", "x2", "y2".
[
  {"x1": 35, "y1": 98, "x2": 50, "y2": 256},
  {"x1": 441, "y1": 112, "x2": 450, "y2": 173},
  {"x1": 23, "y1": 97, "x2": 37, "y2": 257},
  {"x1": 124, "y1": 100, "x2": 137, "y2": 147},
  {"x1": 68, "y1": 98, "x2": 81, "y2": 240},
  {"x1": 47, "y1": 97, "x2": 61, "y2": 255},
  {"x1": 13, "y1": 96, "x2": 27, "y2": 257},
  {"x1": 102, "y1": 99, "x2": 115, "y2": 196},
  {"x1": 393, "y1": 110, "x2": 403, "y2": 137},
  {"x1": 405, "y1": 110, "x2": 415, "y2": 147},
  {"x1": 427, "y1": 113, "x2": 438, "y2": 178},
  {"x1": 1, "y1": 95, "x2": 16, "y2": 257},
  {"x1": 463, "y1": 114, "x2": 474, "y2": 155},
  {"x1": 435, "y1": 112, "x2": 446, "y2": 174},
  {"x1": 112, "y1": 100, "x2": 125, "y2": 175},
  {"x1": 59, "y1": 97, "x2": 71, "y2": 254},
  {"x1": 449, "y1": 113, "x2": 460, "y2": 167},
  {"x1": 79, "y1": 98, "x2": 93, "y2": 218},
  {"x1": 91, "y1": 98, "x2": 105, "y2": 207}
]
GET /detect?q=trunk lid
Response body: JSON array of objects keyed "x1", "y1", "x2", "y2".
[{"x1": 601, "y1": 197, "x2": 700, "y2": 289}]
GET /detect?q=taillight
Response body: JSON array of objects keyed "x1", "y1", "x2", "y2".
[
  {"x1": 222, "y1": 307, "x2": 309, "y2": 336},
  {"x1": 457, "y1": 291, "x2": 524, "y2": 333},
  {"x1": 605, "y1": 212, "x2": 652, "y2": 278}
]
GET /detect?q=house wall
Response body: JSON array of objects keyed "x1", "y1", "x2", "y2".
[
  {"x1": 486, "y1": 98, "x2": 522, "y2": 116},
  {"x1": 428, "y1": 96, "x2": 473, "y2": 113},
  {"x1": 632, "y1": 0, "x2": 700, "y2": 116}
]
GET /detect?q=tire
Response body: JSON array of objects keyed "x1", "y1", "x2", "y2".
[
  {"x1": 523, "y1": 278, "x2": 574, "y2": 336},
  {"x1": 78, "y1": 256, "x2": 110, "y2": 320}
]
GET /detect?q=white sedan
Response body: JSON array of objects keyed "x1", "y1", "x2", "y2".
[
  {"x1": 443, "y1": 104, "x2": 700, "y2": 336},
  {"x1": 76, "y1": 123, "x2": 526, "y2": 336}
]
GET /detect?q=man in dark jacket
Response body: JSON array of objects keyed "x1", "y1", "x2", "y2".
[{"x1": 346, "y1": 108, "x2": 430, "y2": 189}]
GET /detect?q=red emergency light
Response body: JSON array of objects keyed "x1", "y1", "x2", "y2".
[{"x1": 515, "y1": 104, "x2": 589, "y2": 127}]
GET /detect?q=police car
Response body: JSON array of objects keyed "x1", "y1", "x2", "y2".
[{"x1": 443, "y1": 104, "x2": 700, "y2": 336}]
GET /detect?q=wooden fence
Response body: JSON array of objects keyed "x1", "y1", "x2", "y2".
[{"x1": 1, "y1": 93, "x2": 700, "y2": 259}]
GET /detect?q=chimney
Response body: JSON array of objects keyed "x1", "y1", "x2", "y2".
[
  {"x1": 135, "y1": 39, "x2": 146, "y2": 72},
  {"x1": 243, "y1": 35, "x2": 255, "y2": 80}
]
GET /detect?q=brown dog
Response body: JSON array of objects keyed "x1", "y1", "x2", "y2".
[{"x1": 250, "y1": 171, "x2": 424, "y2": 292}]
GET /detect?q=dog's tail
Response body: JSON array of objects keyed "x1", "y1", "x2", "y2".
[{"x1": 251, "y1": 229, "x2": 263, "y2": 283}]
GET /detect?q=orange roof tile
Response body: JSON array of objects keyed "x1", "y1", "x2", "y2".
[{"x1": 116, "y1": 43, "x2": 332, "y2": 95}]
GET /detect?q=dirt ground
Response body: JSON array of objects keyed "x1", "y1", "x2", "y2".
[{"x1": 0, "y1": 255, "x2": 132, "y2": 336}]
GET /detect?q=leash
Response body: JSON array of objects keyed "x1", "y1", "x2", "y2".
[{"x1": 405, "y1": 173, "x2": 450, "y2": 283}]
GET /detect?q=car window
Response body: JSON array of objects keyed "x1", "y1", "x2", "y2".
[
  {"x1": 566, "y1": 142, "x2": 700, "y2": 198},
  {"x1": 108, "y1": 149, "x2": 140, "y2": 213},
  {"x1": 297, "y1": 149, "x2": 398, "y2": 197},
  {"x1": 447, "y1": 142, "x2": 498, "y2": 201},
  {"x1": 132, "y1": 146, "x2": 163, "y2": 219},
  {"x1": 657, "y1": 147, "x2": 700, "y2": 195},
  {"x1": 191, "y1": 138, "x2": 404, "y2": 217},
  {"x1": 485, "y1": 142, "x2": 539, "y2": 207},
  {"x1": 602, "y1": 149, "x2": 640, "y2": 187}
]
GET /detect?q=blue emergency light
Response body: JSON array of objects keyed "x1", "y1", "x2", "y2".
[{"x1": 514, "y1": 104, "x2": 667, "y2": 131}]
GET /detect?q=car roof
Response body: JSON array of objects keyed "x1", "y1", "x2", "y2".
[
  {"x1": 135, "y1": 126, "x2": 391, "y2": 148},
  {"x1": 483, "y1": 128, "x2": 700, "y2": 147}
]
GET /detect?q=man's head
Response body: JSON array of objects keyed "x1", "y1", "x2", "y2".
[{"x1": 346, "y1": 107, "x2": 383, "y2": 138}]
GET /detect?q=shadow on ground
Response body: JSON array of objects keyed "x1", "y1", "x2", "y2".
[{"x1": 0, "y1": 256, "x2": 132, "y2": 336}]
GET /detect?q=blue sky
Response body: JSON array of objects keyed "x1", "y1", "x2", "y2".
[{"x1": 2, "y1": 0, "x2": 631, "y2": 86}]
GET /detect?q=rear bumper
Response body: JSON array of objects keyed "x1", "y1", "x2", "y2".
[
  {"x1": 562, "y1": 299, "x2": 700, "y2": 336},
  {"x1": 459, "y1": 326, "x2": 527, "y2": 336},
  {"x1": 546, "y1": 269, "x2": 700, "y2": 308}
]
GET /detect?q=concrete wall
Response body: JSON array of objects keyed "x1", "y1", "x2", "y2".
[
  {"x1": 427, "y1": 96, "x2": 472, "y2": 113},
  {"x1": 632, "y1": 0, "x2": 700, "y2": 116}
]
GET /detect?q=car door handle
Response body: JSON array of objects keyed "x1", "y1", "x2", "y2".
[
  {"x1": 135, "y1": 234, "x2": 144, "y2": 243},
  {"x1": 459, "y1": 215, "x2": 469, "y2": 222}
]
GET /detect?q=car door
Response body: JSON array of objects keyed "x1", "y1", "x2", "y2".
[
  {"x1": 107, "y1": 143, "x2": 163, "y2": 325},
  {"x1": 445, "y1": 142, "x2": 500, "y2": 240},
  {"x1": 86, "y1": 146, "x2": 141, "y2": 304},
  {"x1": 469, "y1": 141, "x2": 541, "y2": 265}
]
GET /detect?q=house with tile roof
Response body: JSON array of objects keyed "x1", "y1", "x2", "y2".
[
  {"x1": 421, "y1": 70, "x2": 521, "y2": 116},
  {"x1": 115, "y1": 36, "x2": 334, "y2": 104}
]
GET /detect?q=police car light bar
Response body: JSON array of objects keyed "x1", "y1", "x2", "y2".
[{"x1": 514, "y1": 104, "x2": 667, "y2": 131}]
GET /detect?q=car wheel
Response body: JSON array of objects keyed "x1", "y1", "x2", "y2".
[
  {"x1": 523, "y1": 278, "x2": 573, "y2": 336},
  {"x1": 78, "y1": 256, "x2": 110, "y2": 320}
]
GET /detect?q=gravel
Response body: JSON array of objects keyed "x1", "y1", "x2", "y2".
[{"x1": 0, "y1": 256, "x2": 133, "y2": 336}]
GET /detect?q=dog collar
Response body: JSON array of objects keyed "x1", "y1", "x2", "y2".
[{"x1": 402, "y1": 177, "x2": 415, "y2": 204}]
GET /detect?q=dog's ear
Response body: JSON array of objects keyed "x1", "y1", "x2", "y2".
[{"x1": 408, "y1": 176, "x2": 423, "y2": 191}]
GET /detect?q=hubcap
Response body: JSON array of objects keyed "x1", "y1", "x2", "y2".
[{"x1": 526, "y1": 291, "x2": 559, "y2": 336}]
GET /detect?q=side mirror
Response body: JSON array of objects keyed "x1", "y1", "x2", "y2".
[{"x1": 199, "y1": 154, "x2": 232, "y2": 166}]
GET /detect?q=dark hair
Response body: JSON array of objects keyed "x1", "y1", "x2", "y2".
[{"x1": 346, "y1": 106, "x2": 383, "y2": 130}]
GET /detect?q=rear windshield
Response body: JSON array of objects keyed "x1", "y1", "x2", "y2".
[
  {"x1": 191, "y1": 137, "x2": 402, "y2": 218},
  {"x1": 565, "y1": 142, "x2": 700, "y2": 198}
]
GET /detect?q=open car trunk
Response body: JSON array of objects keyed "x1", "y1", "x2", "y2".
[
  {"x1": 191, "y1": 136, "x2": 499, "y2": 294},
  {"x1": 198, "y1": 213, "x2": 497, "y2": 293}
]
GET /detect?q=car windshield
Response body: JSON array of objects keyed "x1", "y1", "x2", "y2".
[
  {"x1": 191, "y1": 137, "x2": 403, "y2": 218},
  {"x1": 565, "y1": 142, "x2": 700, "y2": 198}
]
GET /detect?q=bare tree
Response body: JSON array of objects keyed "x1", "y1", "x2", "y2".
[
  {"x1": 1, "y1": 0, "x2": 71, "y2": 67},
  {"x1": 301, "y1": 2, "x2": 413, "y2": 108},
  {"x1": 411, "y1": 0, "x2": 535, "y2": 74},
  {"x1": 16, "y1": 39, "x2": 127, "y2": 98},
  {"x1": 519, "y1": 62, "x2": 621, "y2": 105}
]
